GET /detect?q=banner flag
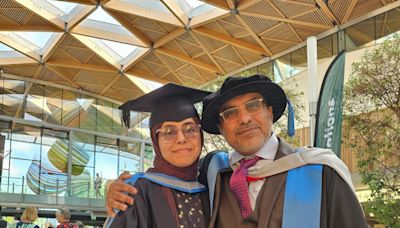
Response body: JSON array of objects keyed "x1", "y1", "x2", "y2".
[{"x1": 314, "y1": 50, "x2": 346, "y2": 157}]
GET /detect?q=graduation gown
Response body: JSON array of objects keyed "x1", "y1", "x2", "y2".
[
  {"x1": 208, "y1": 139, "x2": 368, "y2": 228},
  {"x1": 109, "y1": 178, "x2": 210, "y2": 228}
]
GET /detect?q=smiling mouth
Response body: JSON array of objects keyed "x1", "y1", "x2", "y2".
[
  {"x1": 173, "y1": 148, "x2": 192, "y2": 153},
  {"x1": 237, "y1": 127, "x2": 258, "y2": 135}
]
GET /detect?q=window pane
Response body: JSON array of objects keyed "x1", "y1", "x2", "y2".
[
  {"x1": 10, "y1": 124, "x2": 41, "y2": 195},
  {"x1": 96, "y1": 99, "x2": 113, "y2": 134},
  {"x1": 290, "y1": 47, "x2": 307, "y2": 76},
  {"x1": 79, "y1": 94, "x2": 96, "y2": 131},
  {"x1": 71, "y1": 131, "x2": 94, "y2": 198},
  {"x1": 257, "y1": 62, "x2": 274, "y2": 79},
  {"x1": 345, "y1": 17, "x2": 376, "y2": 51},
  {"x1": 62, "y1": 90, "x2": 80, "y2": 127},
  {"x1": 0, "y1": 79, "x2": 26, "y2": 118},
  {"x1": 95, "y1": 136, "x2": 118, "y2": 181},
  {"x1": 119, "y1": 140, "x2": 141, "y2": 174},
  {"x1": 43, "y1": 86, "x2": 62, "y2": 125},
  {"x1": 24, "y1": 84, "x2": 44, "y2": 122}
]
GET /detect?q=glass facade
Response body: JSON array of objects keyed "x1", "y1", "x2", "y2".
[
  {"x1": 236, "y1": 7, "x2": 400, "y2": 84},
  {"x1": 0, "y1": 78, "x2": 152, "y2": 199}
]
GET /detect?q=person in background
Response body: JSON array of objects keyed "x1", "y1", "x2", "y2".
[
  {"x1": 75, "y1": 221, "x2": 84, "y2": 228},
  {"x1": 95, "y1": 173, "x2": 103, "y2": 199},
  {"x1": 44, "y1": 222, "x2": 54, "y2": 228},
  {"x1": 55, "y1": 208, "x2": 74, "y2": 228},
  {"x1": 0, "y1": 212, "x2": 8, "y2": 228},
  {"x1": 6, "y1": 214, "x2": 21, "y2": 228},
  {"x1": 106, "y1": 83, "x2": 210, "y2": 228},
  {"x1": 16, "y1": 207, "x2": 39, "y2": 228}
]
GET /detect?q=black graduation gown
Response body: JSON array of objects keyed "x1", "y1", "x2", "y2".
[
  {"x1": 208, "y1": 139, "x2": 368, "y2": 228},
  {"x1": 109, "y1": 178, "x2": 210, "y2": 228}
]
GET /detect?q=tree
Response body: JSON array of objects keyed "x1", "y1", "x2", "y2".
[{"x1": 344, "y1": 34, "x2": 400, "y2": 226}]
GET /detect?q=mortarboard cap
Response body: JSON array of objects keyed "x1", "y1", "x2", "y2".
[{"x1": 120, "y1": 83, "x2": 211, "y2": 129}]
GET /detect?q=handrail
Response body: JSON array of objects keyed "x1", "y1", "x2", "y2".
[{"x1": 0, "y1": 175, "x2": 108, "y2": 199}]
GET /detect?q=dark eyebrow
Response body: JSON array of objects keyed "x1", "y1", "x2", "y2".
[{"x1": 162, "y1": 120, "x2": 195, "y2": 128}]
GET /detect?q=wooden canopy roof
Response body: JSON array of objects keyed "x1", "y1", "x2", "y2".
[{"x1": 0, "y1": 0, "x2": 399, "y2": 103}]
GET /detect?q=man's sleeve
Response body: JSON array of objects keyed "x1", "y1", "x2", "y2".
[
  {"x1": 320, "y1": 166, "x2": 368, "y2": 228},
  {"x1": 108, "y1": 180, "x2": 150, "y2": 228}
]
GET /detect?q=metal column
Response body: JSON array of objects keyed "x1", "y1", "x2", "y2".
[{"x1": 307, "y1": 36, "x2": 318, "y2": 146}]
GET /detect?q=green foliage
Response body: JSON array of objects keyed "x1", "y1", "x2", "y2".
[{"x1": 344, "y1": 34, "x2": 400, "y2": 226}]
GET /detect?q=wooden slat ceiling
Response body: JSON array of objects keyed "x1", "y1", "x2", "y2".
[{"x1": 0, "y1": 0, "x2": 399, "y2": 103}]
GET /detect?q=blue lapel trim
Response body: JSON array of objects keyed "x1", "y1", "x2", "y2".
[
  {"x1": 126, "y1": 172, "x2": 207, "y2": 194},
  {"x1": 207, "y1": 152, "x2": 230, "y2": 213}
]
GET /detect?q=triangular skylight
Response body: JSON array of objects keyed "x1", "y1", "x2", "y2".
[
  {"x1": 47, "y1": 0, "x2": 78, "y2": 14},
  {"x1": 72, "y1": 34, "x2": 148, "y2": 69},
  {"x1": 125, "y1": 74, "x2": 163, "y2": 93},
  {"x1": 0, "y1": 42, "x2": 37, "y2": 64},
  {"x1": 15, "y1": 0, "x2": 90, "y2": 28},
  {"x1": 0, "y1": 43, "x2": 13, "y2": 51},
  {"x1": 131, "y1": 0, "x2": 171, "y2": 14},
  {"x1": 186, "y1": 0, "x2": 206, "y2": 8},
  {"x1": 103, "y1": 0, "x2": 228, "y2": 27},
  {"x1": 104, "y1": 0, "x2": 182, "y2": 26},
  {"x1": 13, "y1": 32, "x2": 54, "y2": 50},
  {"x1": 0, "y1": 32, "x2": 60, "y2": 60},
  {"x1": 101, "y1": 39, "x2": 138, "y2": 59},
  {"x1": 0, "y1": 50, "x2": 25, "y2": 58},
  {"x1": 87, "y1": 6, "x2": 121, "y2": 25},
  {"x1": 73, "y1": 6, "x2": 146, "y2": 47}
]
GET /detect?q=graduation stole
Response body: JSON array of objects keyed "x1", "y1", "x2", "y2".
[
  {"x1": 105, "y1": 172, "x2": 207, "y2": 228},
  {"x1": 126, "y1": 172, "x2": 207, "y2": 193},
  {"x1": 208, "y1": 148, "x2": 353, "y2": 228}
]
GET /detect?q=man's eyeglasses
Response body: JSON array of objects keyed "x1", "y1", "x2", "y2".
[
  {"x1": 219, "y1": 98, "x2": 265, "y2": 122},
  {"x1": 156, "y1": 123, "x2": 201, "y2": 143}
]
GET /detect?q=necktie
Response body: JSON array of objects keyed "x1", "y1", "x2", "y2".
[{"x1": 230, "y1": 156, "x2": 262, "y2": 218}]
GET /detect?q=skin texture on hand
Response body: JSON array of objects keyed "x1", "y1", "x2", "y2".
[{"x1": 106, "y1": 171, "x2": 138, "y2": 217}]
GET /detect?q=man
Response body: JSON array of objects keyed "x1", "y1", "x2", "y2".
[{"x1": 106, "y1": 75, "x2": 367, "y2": 227}]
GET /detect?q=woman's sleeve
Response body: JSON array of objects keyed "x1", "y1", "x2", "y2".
[{"x1": 107, "y1": 180, "x2": 150, "y2": 228}]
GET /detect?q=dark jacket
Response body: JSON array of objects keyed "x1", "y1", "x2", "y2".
[
  {"x1": 208, "y1": 139, "x2": 368, "y2": 228},
  {"x1": 109, "y1": 178, "x2": 210, "y2": 228}
]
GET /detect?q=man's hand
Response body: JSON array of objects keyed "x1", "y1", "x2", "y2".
[{"x1": 106, "y1": 171, "x2": 138, "y2": 217}]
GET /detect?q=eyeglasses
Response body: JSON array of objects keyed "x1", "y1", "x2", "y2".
[
  {"x1": 219, "y1": 98, "x2": 265, "y2": 122},
  {"x1": 156, "y1": 123, "x2": 201, "y2": 143}
]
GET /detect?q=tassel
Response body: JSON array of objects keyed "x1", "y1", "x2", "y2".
[
  {"x1": 287, "y1": 99, "x2": 295, "y2": 137},
  {"x1": 119, "y1": 102, "x2": 131, "y2": 128}
]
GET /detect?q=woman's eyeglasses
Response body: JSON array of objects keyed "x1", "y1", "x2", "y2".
[
  {"x1": 219, "y1": 98, "x2": 265, "y2": 122},
  {"x1": 156, "y1": 123, "x2": 201, "y2": 143}
]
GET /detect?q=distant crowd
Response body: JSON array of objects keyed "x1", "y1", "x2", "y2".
[{"x1": 0, "y1": 207, "x2": 85, "y2": 228}]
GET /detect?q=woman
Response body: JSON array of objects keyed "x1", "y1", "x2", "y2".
[
  {"x1": 55, "y1": 208, "x2": 74, "y2": 228},
  {"x1": 107, "y1": 83, "x2": 211, "y2": 228},
  {"x1": 15, "y1": 207, "x2": 39, "y2": 228}
]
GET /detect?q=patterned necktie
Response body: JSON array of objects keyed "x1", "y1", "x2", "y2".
[{"x1": 230, "y1": 156, "x2": 262, "y2": 218}]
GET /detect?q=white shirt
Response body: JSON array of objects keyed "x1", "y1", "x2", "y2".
[{"x1": 229, "y1": 133, "x2": 279, "y2": 209}]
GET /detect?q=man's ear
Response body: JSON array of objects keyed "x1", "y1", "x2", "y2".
[
  {"x1": 267, "y1": 106, "x2": 273, "y2": 118},
  {"x1": 217, "y1": 123, "x2": 223, "y2": 134}
]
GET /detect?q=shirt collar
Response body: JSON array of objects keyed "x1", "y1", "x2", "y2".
[{"x1": 229, "y1": 133, "x2": 279, "y2": 168}]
